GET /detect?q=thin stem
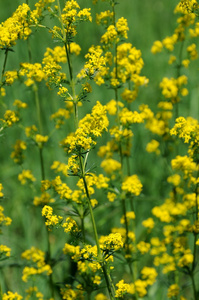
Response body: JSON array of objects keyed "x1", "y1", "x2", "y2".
[
  {"x1": 0, "y1": 48, "x2": 9, "y2": 107},
  {"x1": 79, "y1": 153, "x2": 115, "y2": 299},
  {"x1": 39, "y1": 147, "x2": 45, "y2": 181},
  {"x1": 46, "y1": 228, "x2": 55, "y2": 299},
  {"x1": 0, "y1": 48, "x2": 9, "y2": 86},
  {"x1": 33, "y1": 83, "x2": 43, "y2": 134},
  {"x1": 33, "y1": 83, "x2": 45, "y2": 180},
  {"x1": 80, "y1": 215, "x2": 86, "y2": 243},
  {"x1": 27, "y1": 38, "x2": 32, "y2": 63},
  {"x1": 190, "y1": 270, "x2": 197, "y2": 300},
  {"x1": 56, "y1": 0, "x2": 73, "y2": 82}
]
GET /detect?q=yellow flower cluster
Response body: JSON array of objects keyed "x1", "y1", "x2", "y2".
[
  {"x1": 122, "y1": 175, "x2": 143, "y2": 196},
  {"x1": 62, "y1": 216, "x2": 79, "y2": 233},
  {"x1": 0, "y1": 183, "x2": 4, "y2": 198},
  {"x1": 42, "y1": 46, "x2": 67, "y2": 87},
  {"x1": 106, "y1": 99, "x2": 124, "y2": 115},
  {"x1": 0, "y1": 4, "x2": 33, "y2": 48},
  {"x1": 51, "y1": 160, "x2": 69, "y2": 177},
  {"x1": 0, "y1": 205, "x2": 12, "y2": 228},
  {"x1": 25, "y1": 286, "x2": 44, "y2": 300},
  {"x1": 0, "y1": 245, "x2": 11, "y2": 258},
  {"x1": 60, "y1": 284, "x2": 84, "y2": 300},
  {"x1": 19, "y1": 63, "x2": 45, "y2": 86},
  {"x1": 10, "y1": 140, "x2": 27, "y2": 164},
  {"x1": 18, "y1": 170, "x2": 36, "y2": 185},
  {"x1": 60, "y1": 0, "x2": 92, "y2": 38},
  {"x1": 101, "y1": 158, "x2": 121, "y2": 174},
  {"x1": 120, "y1": 211, "x2": 135, "y2": 225},
  {"x1": 33, "y1": 192, "x2": 55, "y2": 206},
  {"x1": 42, "y1": 205, "x2": 63, "y2": 229},
  {"x1": 119, "y1": 108, "x2": 144, "y2": 125},
  {"x1": 171, "y1": 155, "x2": 197, "y2": 177},
  {"x1": 35, "y1": 134, "x2": 49, "y2": 147},
  {"x1": 115, "y1": 266, "x2": 157, "y2": 298},
  {"x1": 61, "y1": 101, "x2": 109, "y2": 153},
  {"x1": 13, "y1": 99, "x2": 27, "y2": 109},
  {"x1": 101, "y1": 17, "x2": 129, "y2": 46},
  {"x1": 77, "y1": 45, "x2": 107, "y2": 84},
  {"x1": 99, "y1": 233, "x2": 123, "y2": 252},
  {"x1": 51, "y1": 176, "x2": 72, "y2": 200},
  {"x1": 4, "y1": 70, "x2": 18, "y2": 85},
  {"x1": 111, "y1": 43, "x2": 148, "y2": 87},
  {"x1": 21, "y1": 246, "x2": 52, "y2": 282},
  {"x1": 159, "y1": 75, "x2": 188, "y2": 102},
  {"x1": 2, "y1": 292, "x2": 22, "y2": 300},
  {"x1": 50, "y1": 108, "x2": 70, "y2": 129},
  {"x1": 146, "y1": 139, "x2": 160, "y2": 155},
  {"x1": 170, "y1": 116, "x2": 199, "y2": 143},
  {"x1": 3, "y1": 110, "x2": 19, "y2": 127},
  {"x1": 96, "y1": 10, "x2": 114, "y2": 26}
]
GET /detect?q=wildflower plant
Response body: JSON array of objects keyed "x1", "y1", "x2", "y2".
[{"x1": 0, "y1": 0, "x2": 199, "y2": 299}]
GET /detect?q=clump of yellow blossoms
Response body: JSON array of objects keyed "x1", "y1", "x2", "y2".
[
  {"x1": 21, "y1": 246, "x2": 52, "y2": 282},
  {"x1": 42, "y1": 205, "x2": 63, "y2": 230},
  {"x1": 2, "y1": 292, "x2": 22, "y2": 300},
  {"x1": 122, "y1": 175, "x2": 143, "y2": 196},
  {"x1": 0, "y1": 4, "x2": 34, "y2": 48},
  {"x1": 99, "y1": 233, "x2": 123, "y2": 252},
  {"x1": 11, "y1": 140, "x2": 27, "y2": 164},
  {"x1": 61, "y1": 101, "x2": 109, "y2": 154},
  {"x1": 18, "y1": 170, "x2": 36, "y2": 185}
]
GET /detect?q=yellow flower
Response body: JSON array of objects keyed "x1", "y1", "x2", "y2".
[
  {"x1": 99, "y1": 233, "x2": 123, "y2": 252},
  {"x1": 142, "y1": 218, "x2": 155, "y2": 230},
  {"x1": 3, "y1": 110, "x2": 19, "y2": 127},
  {"x1": 101, "y1": 158, "x2": 121, "y2": 174},
  {"x1": 146, "y1": 140, "x2": 160, "y2": 155},
  {"x1": 122, "y1": 175, "x2": 142, "y2": 196},
  {"x1": 3, "y1": 292, "x2": 22, "y2": 300},
  {"x1": 167, "y1": 284, "x2": 180, "y2": 298},
  {"x1": 18, "y1": 170, "x2": 36, "y2": 185},
  {"x1": 0, "y1": 245, "x2": 11, "y2": 257},
  {"x1": 10, "y1": 140, "x2": 27, "y2": 164},
  {"x1": 35, "y1": 134, "x2": 49, "y2": 146},
  {"x1": 137, "y1": 241, "x2": 150, "y2": 254},
  {"x1": 151, "y1": 40, "x2": 163, "y2": 54},
  {"x1": 141, "y1": 267, "x2": 158, "y2": 285},
  {"x1": 0, "y1": 183, "x2": 4, "y2": 198}
]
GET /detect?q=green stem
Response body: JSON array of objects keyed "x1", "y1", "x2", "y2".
[
  {"x1": 33, "y1": 83, "x2": 45, "y2": 180},
  {"x1": 27, "y1": 38, "x2": 32, "y2": 63},
  {"x1": 39, "y1": 147, "x2": 45, "y2": 181},
  {"x1": 190, "y1": 270, "x2": 197, "y2": 300},
  {"x1": 0, "y1": 48, "x2": 9, "y2": 86},
  {"x1": 56, "y1": 0, "x2": 73, "y2": 82},
  {"x1": 81, "y1": 215, "x2": 86, "y2": 243},
  {"x1": 33, "y1": 83, "x2": 43, "y2": 134},
  {"x1": 79, "y1": 153, "x2": 115, "y2": 299},
  {"x1": 46, "y1": 228, "x2": 55, "y2": 299}
]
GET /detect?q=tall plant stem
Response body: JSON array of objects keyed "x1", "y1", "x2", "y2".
[
  {"x1": 79, "y1": 153, "x2": 115, "y2": 299},
  {"x1": 111, "y1": 2, "x2": 133, "y2": 278},
  {"x1": 0, "y1": 48, "x2": 9, "y2": 86},
  {"x1": 0, "y1": 48, "x2": 9, "y2": 107},
  {"x1": 33, "y1": 83, "x2": 45, "y2": 180},
  {"x1": 46, "y1": 228, "x2": 55, "y2": 299},
  {"x1": 56, "y1": 0, "x2": 78, "y2": 127}
]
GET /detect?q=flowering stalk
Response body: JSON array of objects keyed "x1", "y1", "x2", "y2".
[
  {"x1": 33, "y1": 83, "x2": 45, "y2": 181},
  {"x1": 78, "y1": 152, "x2": 115, "y2": 299},
  {"x1": 110, "y1": 1, "x2": 134, "y2": 278},
  {"x1": 56, "y1": 0, "x2": 78, "y2": 127}
]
